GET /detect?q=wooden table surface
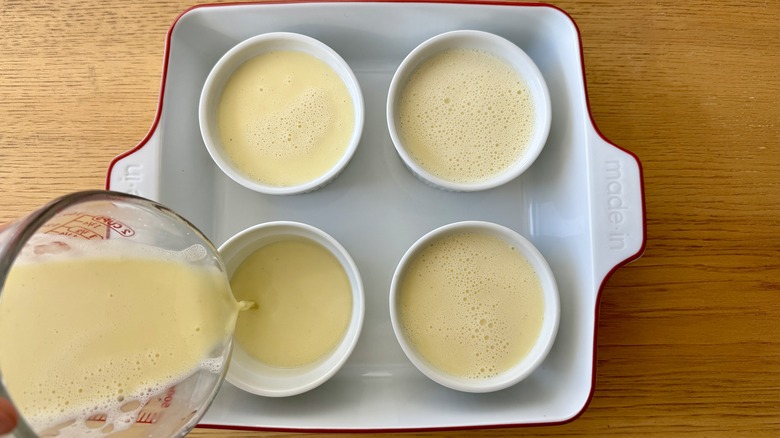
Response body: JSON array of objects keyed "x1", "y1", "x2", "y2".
[{"x1": 2, "y1": 0, "x2": 779, "y2": 436}]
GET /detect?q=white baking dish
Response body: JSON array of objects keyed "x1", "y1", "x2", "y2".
[{"x1": 107, "y1": 0, "x2": 646, "y2": 432}]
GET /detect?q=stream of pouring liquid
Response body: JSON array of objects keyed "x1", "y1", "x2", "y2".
[{"x1": 0, "y1": 239, "x2": 252, "y2": 435}]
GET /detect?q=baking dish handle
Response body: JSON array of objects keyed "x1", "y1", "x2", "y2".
[
  {"x1": 106, "y1": 125, "x2": 161, "y2": 201},
  {"x1": 588, "y1": 125, "x2": 646, "y2": 286}
]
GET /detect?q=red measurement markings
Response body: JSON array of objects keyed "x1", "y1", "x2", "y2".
[
  {"x1": 92, "y1": 215, "x2": 135, "y2": 237},
  {"x1": 84, "y1": 386, "x2": 175, "y2": 425},
  {"x1": 136, "y1": 411, "x2": 160, "y2": 424},
  {"x1": 160, "y1": 386, "x2": 176, "y2": 408},
  {"x1": 85, "y1": 411, "x2": 159, "y2": 424},
  {"x1": 44, "y1": 214, "x2": 135, "y2": 240},
  {"x1": 87, "y1": 414, "x2": 107, "y2": 422}
]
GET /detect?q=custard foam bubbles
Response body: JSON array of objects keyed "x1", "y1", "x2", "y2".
[
  {"x1": 398, "y1": 231, "x2": 545, "y2": 379},
  {"x1": 397, "y1": 48, "x2": 536, "y2": 183}
]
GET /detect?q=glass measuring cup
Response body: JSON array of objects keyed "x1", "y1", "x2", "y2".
[{"x1": 0, "y1": 190, "x2": 236, "y2": 437}]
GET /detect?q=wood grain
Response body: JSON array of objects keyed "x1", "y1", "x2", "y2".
[{"x1": 2, "y1": 0, "x2": 779, "y2": 436}]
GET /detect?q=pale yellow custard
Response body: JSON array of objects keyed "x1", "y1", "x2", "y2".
[
  {"x1": 230, "y1": 238, "x2": 352, "y2": 368},
  {"x1": 399, "y1": 232, "x2": 544, "y2": 379},
  {"x1": 217, "y1": 50, "x2": 355, "y2": 187},
  {"x1": 0, "y1": 242, "x2": 241, "y2": 434},
  {"x1": 398, "y1": 49, "x2": 535, "y2": 183}
]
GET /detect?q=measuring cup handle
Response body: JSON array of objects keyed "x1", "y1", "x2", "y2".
[
  {"x1": 106, "y1": 124, "x2": 162, "y2": 200},
  {"x1": 588, "y1": 123, "x2": 647, "y2": 288}
]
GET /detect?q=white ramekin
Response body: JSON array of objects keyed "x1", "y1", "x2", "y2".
[
  {"x1": 389, "y1": 221, "x2": 559, "y2": 393},
  {"x1": 387, "y1": 30, "x2": 551, "y2": 192},
  {"x1": 200, "y1": 32, "x2": 364, "y2": 195},
  {"x1": 219, "y1": 221, "x2": 364, "y2": 397}
]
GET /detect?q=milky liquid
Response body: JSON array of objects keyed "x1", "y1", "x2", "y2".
[
  {"x1": 399, "y1": 232, "x2": 544, "y2": 379},
  {"x1": 0, "y1": 237, "x2": 242, "y2": 436},
  {"x1": 397, "y1": 49, "x2": 536, "y2": 183},
  {"x1": 217, "y1": 50, "x2": 355, "y2": 187},
  {"x1": 231, "y1": 238, "x2": 352, "y2": 368}
]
